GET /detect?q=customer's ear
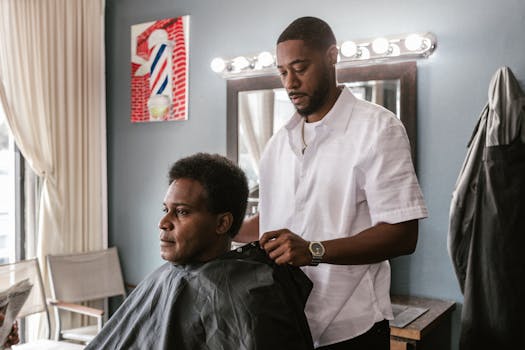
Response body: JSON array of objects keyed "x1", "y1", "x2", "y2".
[{"x1": 216, "y1": 212, "x2": 233, "y2": 235}]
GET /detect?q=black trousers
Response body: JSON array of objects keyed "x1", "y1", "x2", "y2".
[{"x1": 316, "y1": 320, "x2": 390, "y2": 350}]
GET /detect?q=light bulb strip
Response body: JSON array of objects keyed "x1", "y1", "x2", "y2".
[{"x1": 211, "y1": 32, "x2": 436, "y2": 79}]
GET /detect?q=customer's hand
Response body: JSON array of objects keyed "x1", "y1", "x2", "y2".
[{"x1": 0, "y1": 314, "x2": 20, "y2": 348}]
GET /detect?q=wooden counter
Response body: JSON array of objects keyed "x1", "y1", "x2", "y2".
[{"x1": 390, "y1": 295, "x2": 456, "y2": 350}]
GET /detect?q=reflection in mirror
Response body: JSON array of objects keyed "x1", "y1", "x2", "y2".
[
  {"x1": 238, "y1": 80, "x2": 401, "y2": 197},
  {"x1": 228, "y1": 62, "x2": 417, "y2": 216}
]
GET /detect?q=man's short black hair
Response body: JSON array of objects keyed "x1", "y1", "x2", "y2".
[
  {"x1": 277, "y1": 16, "x2": 336, "y2": 51},
  {"x1": 168, "y1": 153, "x2": 248, "y2": 237}
]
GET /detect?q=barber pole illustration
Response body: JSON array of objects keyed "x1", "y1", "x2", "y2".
[
  {"x1": 147, "y1": 30, "x2": 173, "y2": 120},
  {"x1": 131, "y1": 17, "x2": 190, "y2": 122}
]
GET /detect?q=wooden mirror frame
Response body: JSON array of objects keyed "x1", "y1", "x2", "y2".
[{"x1": 227, "y1": 61, "x2": 417, "y2": 164}]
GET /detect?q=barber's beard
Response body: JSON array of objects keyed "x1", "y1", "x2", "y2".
[{"x1": 296, "y1": 69, "x2": 331, "y2": 117}]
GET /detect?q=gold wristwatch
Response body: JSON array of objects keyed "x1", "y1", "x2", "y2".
[{"x1": 308, "y1": 241, "x2": 325, "y2": 266}]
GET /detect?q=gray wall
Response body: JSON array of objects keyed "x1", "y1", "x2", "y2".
[{"x1": 106, "y1": 1, "x2": 525, "y2": 348}]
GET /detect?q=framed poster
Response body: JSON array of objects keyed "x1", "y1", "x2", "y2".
[{"x1": 131, "y1": 16, "x2": 190, "y2": 122}]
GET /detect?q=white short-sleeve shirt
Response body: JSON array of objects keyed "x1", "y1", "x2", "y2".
[{"x1": 258, "y1": 87, "x2": 428, "y2": 347}]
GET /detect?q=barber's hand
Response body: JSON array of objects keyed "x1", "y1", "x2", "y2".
[
  {"x1": 0, "y1": 315, "x2": 20, "y2": 348},
  {"x1": 260, "y1": 229, "x2": 311, "y2": 266}
]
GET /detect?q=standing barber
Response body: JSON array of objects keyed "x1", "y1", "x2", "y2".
[{"x1": 236, "y1": 16, "x2": 428, "y2": 349}]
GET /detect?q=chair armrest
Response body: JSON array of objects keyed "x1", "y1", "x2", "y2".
[{"x1": 48, "y1": 299, "x2": 104, "y2": 317}]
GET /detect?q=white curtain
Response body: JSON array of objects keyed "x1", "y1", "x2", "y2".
[
  {"x1": 0, "y1": 0, "x2": 106, "y2": 337},
  {"x1": 239, "y1": 90, "x2": 274, "y2": 175}
]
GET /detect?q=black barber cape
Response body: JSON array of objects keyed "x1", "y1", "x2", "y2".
[{"x1": 85, "y1": 242, "x2": 314, "y2": 350}]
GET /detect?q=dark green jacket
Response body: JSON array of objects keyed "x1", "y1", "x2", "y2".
[{"x1": 448, "y1": 66, "x2": 525, "y2": 349}]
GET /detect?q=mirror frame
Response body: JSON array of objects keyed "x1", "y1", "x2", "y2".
[{"x1": 227, "y1": 61, "x2": 417, "y2": 164}]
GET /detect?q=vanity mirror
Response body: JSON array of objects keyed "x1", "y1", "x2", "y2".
[{"x1": 226, "y1": 61, "x2": 417, "y2": 210}]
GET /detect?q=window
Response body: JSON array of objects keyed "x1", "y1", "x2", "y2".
[{"x1": 0, "y1": 104, "x2": 15, "y2": 264}]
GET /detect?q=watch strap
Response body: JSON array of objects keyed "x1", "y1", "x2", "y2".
[{"x1": 310, "y1": 254, "x2": 322, "y2": 266}]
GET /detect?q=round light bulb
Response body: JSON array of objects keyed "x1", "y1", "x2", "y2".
[
  {"x1": 340, "y1": 41, "x2": 357, "y2": 57},
  {"x1": 405, "y1": 34, "x2": 423, "y2": 51},
  {"x1": 232, "y1": 56, "x2": 250, "y2": 71},
  {"x1": 257, "y1": 51, "x2": 274, "y2": 67},
  {"x1": 210, "y1": 57, "x2": 225, "y2": 73},
  {"x1": 372, "y1": 38, "x2": 390, "y2": 54}
]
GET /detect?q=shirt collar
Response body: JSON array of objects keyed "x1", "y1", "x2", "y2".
[{"x1": 284, "y1": 86, "x2": 357, "y2": 134}]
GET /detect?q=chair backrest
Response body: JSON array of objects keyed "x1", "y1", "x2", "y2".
[
  {"x1": 46, "y1": 247, "x2": 126, "y2": 303},
  {"x1": 0, "y1": 259, "x2": 51, "y2": 338}
]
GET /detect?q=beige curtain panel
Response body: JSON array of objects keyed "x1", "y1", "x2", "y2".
[{"x1": 0, "y1": 0, "x2": 107, "y2": 335}]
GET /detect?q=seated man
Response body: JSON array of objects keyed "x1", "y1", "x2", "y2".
[{"x1": 86, "y1": 153, "x2": 313, "y2": 350}]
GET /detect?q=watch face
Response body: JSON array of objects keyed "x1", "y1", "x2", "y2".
[{"x1": 310, "y1": 242, "x2": 325, "y2": 256}]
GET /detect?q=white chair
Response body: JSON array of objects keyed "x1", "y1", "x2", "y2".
[
  {"x1": 0, "y1": 259, "x2": 85, "y2": 350},
  {"x1": 13, "y1": 340, "x2": 84, "y2": 350},
  {"x1": 46, "y1": 247, "x2": 126, "y2": 344}
]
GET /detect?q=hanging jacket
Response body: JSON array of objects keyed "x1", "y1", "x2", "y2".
[{"x1": 448, "y1": 66, "x2": 525, "y2": 349}]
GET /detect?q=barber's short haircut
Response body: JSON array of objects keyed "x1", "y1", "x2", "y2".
[
  {"x1": 277, "y1": 16, "x2": 336, "y2": 51},
  {"x1": 168, "y1": 153, "x2": 248, "y2": 237}
]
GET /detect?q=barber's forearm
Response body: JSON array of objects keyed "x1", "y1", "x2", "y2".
[
  {"x1": 233, "y1": 213, "x2": 260, "y2": 243},
  {"x1": 321, "y1": 220, "x2": 418, "y2": 265}
]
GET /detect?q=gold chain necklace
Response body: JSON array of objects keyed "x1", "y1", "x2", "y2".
[{"x1": 301, "y1": 118, "x2": 307, "y2": 154}]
